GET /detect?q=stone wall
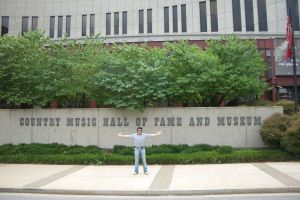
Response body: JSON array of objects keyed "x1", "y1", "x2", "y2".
[{"x1": 0, "y1": 107, "x2": 282, "y2": 148}]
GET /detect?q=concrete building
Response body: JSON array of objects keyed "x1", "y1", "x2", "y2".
[{"x1": 0, "y1": 0, "x2": 299, "y2": 103}]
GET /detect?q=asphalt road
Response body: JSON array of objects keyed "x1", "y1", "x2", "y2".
[{"x1": 0, "y1": 193, "x2": 300, "y2": 200}]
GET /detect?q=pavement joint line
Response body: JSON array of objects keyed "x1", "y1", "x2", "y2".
[
  {"x1": 1, "y1": 187, "x2": 300, "y2": 196},
  {"x1": 253, "y1": 163, "x2": 300, "y2": 187},
  {"x1": 23, "y1": 165, "x2": 86, "y2": 189},
  {"x1": 150, "y1": 165, "x2": 175, "y2": 190}
]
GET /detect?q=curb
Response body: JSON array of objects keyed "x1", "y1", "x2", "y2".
[{"x1": 1, "y1": 187, "x2": 300, "y2": 196}]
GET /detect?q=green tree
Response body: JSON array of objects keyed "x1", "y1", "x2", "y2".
[
  {"x1": 163, "y1": 41, "x2": 220, "y2": 106},
  {"x1": 94, "y1": 38, "x2": 267, "y2": 110},
  {"x1": 206, "y1": 36, "x2": 267, "y2": 106},
  {"x1": 0, "y1": 31, "x2": 53, "y2": 108},
  {"x1": 46, "y1": 37, "x2": 108, "y2": 107},
  {"x1": 0, "y1": 33, "x2": 268, "y2": 110},
  {"x1": 0, "y1": 32, "x2": 108, "y2": 108},
  {"x1": 94, "y1": 44, "x2": 169, "y2": 110}
]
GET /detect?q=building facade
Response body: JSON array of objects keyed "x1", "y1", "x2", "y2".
[{"x1": 0, "y1": 0, "x2": 299, "y2": 103}]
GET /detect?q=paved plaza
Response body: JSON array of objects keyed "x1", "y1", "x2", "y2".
[{"x1": 0, "y1": 162, "x2": 299, "y2": 195}]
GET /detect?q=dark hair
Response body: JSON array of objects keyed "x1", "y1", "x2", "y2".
[{"x1": 136, "y1": 127, "x2": 143, "y2": 130}]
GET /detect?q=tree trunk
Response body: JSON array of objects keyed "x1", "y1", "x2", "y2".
[{"x1": 51, "y1": 100, "x2": 58, "y2": 108}]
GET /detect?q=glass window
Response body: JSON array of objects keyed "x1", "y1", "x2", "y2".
[
  {"x1": 265, "y1": 49, "x2": 273, "y2": 79},
  {"x1": 22, "y1": 16, "x2": 29, "y2": 35},
  {"x1": 50, "y1": 16, "x2": 55, "y2": 38},
  {"x1": 257, "y1": 0, "x2": 268, "y2": 31},
  {"x1": 139, "y1": 10, "x2": 144, "y2": 33},
  {"x1": 58, "y1": 16, "x2": 63, "y2": 38},
  {"x1": 82, "y1": 14, "x2": 87, "y2": 36},
  {"x1": 286, "y1": 0, "x2": 300, "y2": 31},
  {"x1": 147, "y1": 9, "x2": 152, "y2": 33},
  {"x1": 66, "y1": 15, "x2": 71, "y2": 37},
  {"x1": 265, "y1": 49, "x2": 272, "y2": 67},
  {"x1": 210, "y1": 0, "x2": 218, "y2": 32},
  {"x1": 114, "y1": 12, "x2": 119, "y2": 35},
  {"x1": 122, "y1": 11, "x2": 127, "y2": 34},
  {"x1": 181, "y1": 4, "x2": 187, "y2": 32},
  {"x1": 32, "y1": 16, "x2": 38, "y2": 31},
  {"x1": 278, "y1": 87, "x2": 292, "y2": 100},
  {"x1": 106, "y1": 13, "x2": 111, "y2": 35},
  {"x1": 173, "y1": 6, "x2": 178, "y2": 33},
  {"x1": 199, "y1": 1, "x2": 207, "y2": 32},
  {"x1": 245, "y1": 0, "x2": 254, "y2": 31},
  {"x1": 232, "y1": 0, "x2": 241, "y2": 31},
  {"x1": 1, "y1": 16, "x2": 9, "y2": 36},
  {"x1": 90, "y1": 14, "x2": 95, "y2": 36},
  {"x1": 164, "y1": 7, "x2": 169, "y2": 33}
]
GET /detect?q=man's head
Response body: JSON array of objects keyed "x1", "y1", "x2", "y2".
[{"x1": 136, "y1": 127, "x2": 143, "y2": 135}]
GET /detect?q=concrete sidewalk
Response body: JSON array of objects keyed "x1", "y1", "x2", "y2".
[{"x1": 0, "y1": 162, "x2": 300, "y2": 196}]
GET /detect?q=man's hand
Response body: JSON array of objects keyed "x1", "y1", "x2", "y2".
[
  {"x1": 157, "y1": 131, "x2": 162, "y2": 135},
  {"x1": 117, "y1": 133, "x2": 122, "y2": 137}
]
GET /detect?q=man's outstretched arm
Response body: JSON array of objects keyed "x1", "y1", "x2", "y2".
[
  {"x1": 117, "y1": 133, "x2": 130, "y2": 138},
  {"x1": 148, "y1": 131, "x2": 162, "y2": 137}
]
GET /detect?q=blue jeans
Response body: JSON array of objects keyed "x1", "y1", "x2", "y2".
[{"x1": 134, "y1": 147, "x2": 147, "y2": 173}]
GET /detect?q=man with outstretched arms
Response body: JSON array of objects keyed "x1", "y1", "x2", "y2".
[{"x1": 118, "y1": 127, "x2": 162, "y2": 175}]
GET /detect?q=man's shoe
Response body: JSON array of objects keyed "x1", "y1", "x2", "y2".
[
  {"x1": 144, "y1": 172, "x2": 148, "y2": 175},
  {"x1": 133, "y1": 172, "x2": 138, "y2": 175}
]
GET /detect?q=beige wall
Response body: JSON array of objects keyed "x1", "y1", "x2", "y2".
[
  {"x1": 0, "y1": 0, "x2": 288, "y2": 42},
  {"x1": 0, "y1": 107, "x2": 282, "y2": 148}
]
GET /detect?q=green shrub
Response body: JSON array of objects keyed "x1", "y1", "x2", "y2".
[
  {"x1": 0, "y1": 143, "x2": 299, "y2": 165},
  {"x1": 112, "y1": 144, "x2": 216, "y2": 155},
  {"x1": 0, "y1": 144, "x2": 16, "y2": 155},
  {"x1": 63, "y1": 145, "x2": 103, "y2": 155},
  {"x1": 216, "y1": 145, "x2": 234, "y2": 154},
  {"x1": 191, "y1": 144, "x2": 216, "y2": 151},
  {"x1": 289, "y1": 111, "x2": 300, "y2": 121},
  {"x1": 112, "y1": 145, "x2": 132, "y2": 155},
  {"x1": 147, "y1": 153, "x2": 195, "y2": 164},
  {"x1": 145, "y1": 150, "x2": 295, "y2": 164},
  {"x1": 181, "y1": 144, "x2": 214, "y2": 153},
  {"x1": 0, "y1": 143, "x2": 66, "y2": 155},
  {"x1": 147, "y1": 144, "x2": 190, "y2": 154},
  {"x1": 275, "y1": 100, "x2": 296, "y2": 115},
  {"x1": 0, "y1": 154, "x2": 105, "y2": 165},
  {"x1": 232, "y1": 149, "x2": 294, "y2": 162},
  {"x1": 38, "y1": 154, "x2": 104, "y2": 165},
  {"x1": 260, "y1": 113, "x2": 290, "y2": 148},
  {"x1": 281, "y1": 117, "x2": 300, "y2": 155},
  {"x1": 0, "y1": 143, "x2": 104, "y2": 155},
  {"x1": 246, "y1": 99, "x2": 274, "y2": 106},
  {"x1": 113, "y1": 144, "x2": 195, "y2": 155},
  {"x1": 104, "y1": 153, "x2": 133, "y2": 165}
]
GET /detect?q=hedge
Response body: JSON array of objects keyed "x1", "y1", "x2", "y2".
[
  {"x1": 260, "y1": 113, "x2": 290, "y2": 148},
  {"x1": 281, "y1": 118, "x2": 300, "y2": 155},
  {"x1": 0, "y1": 143, "x2": 299, "y2": 165}
]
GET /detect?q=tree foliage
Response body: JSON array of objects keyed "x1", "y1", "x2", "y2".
[
  {"x1": 206, "y1": 36, "x2": 267, "y2": 105},
  {"x1": 163, "y1": 41, "x2": 221, "y2": 106},
  {"x1": 45, "y1": 38, "x2": 108, "y2": 107},
  {"x1": 94, "y1": 44, "x2": 169, "y2": 110},
  {"x1": 0, "y1": 32, "x2": 267, "y2": 110},
  {"x1": 0, "y1": 31, "x2": 108, "y2": 108},
  {"x1": 0, "y1": 31, "x2": 52, "y2": 107},
  {"x1": 95, "y1": 38, "x2": 267, "y2": 109}
]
